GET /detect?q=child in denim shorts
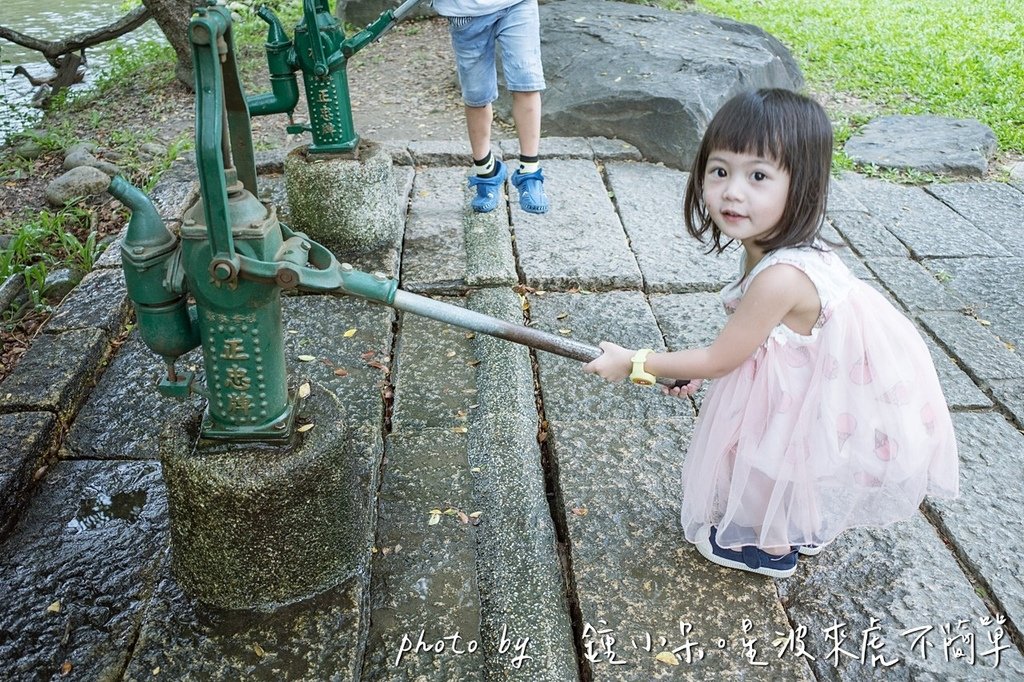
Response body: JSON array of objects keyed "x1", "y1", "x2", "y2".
[{"x1": 433, "y1": 0, "x2": 549, "y2": 214}]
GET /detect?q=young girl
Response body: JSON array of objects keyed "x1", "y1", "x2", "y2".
[{"x1": 583, "y1": 89, "x2": 959, "y2": 578}]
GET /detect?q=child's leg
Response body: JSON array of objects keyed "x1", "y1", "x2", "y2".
[
  {"x1": 510, "y1": 91, "x2": 540, "y2": 161},
  {"x1": 465, "y1": 103, "x2": 494, "y2": 161}
]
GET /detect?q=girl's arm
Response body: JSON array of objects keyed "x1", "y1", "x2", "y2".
[{"x1": 583, "y1": 264, "x2": 818, "y2": 382}]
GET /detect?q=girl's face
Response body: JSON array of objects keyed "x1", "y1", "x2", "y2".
[{"x1": 702, "y1": 149, "x2": 791, "y2": 255}]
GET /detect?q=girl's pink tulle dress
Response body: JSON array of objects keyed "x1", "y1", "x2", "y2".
[{"x1": 680, "y1": 244, "x2": 960, "y2": 550}]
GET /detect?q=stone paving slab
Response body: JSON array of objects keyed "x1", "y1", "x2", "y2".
[
  {"x1": 778, "y1": 511, "x2": 1024, "y2": 680},
  {"x1": 400, "y1": 168, "x2": 516, "y2": 293},
  {"x1": 826, "y1": 211, "x2": 909, "y2": 258},
  {"x1": 0, "y1": 411, "x2": 57, "y2": 532},
  {"x1": 605, "y1": 161, "x2": 735, "y2": 293},
  {"x1": 926, "y1": 257, "x2": 1024, "y2": 353},
  {"x1": 926, "y1": 181, "x2": 1024, "y2": 256},
  {"x1": 0, "y1": 459, "x2": 167, "y2": 680},
  {"x1": 44, "y1": 267, "x2": 131, "y2": 335},
  {"x1": 918, "y1": 311, "x2": 1024, "y2": 384},
  {"x1": 513, "y1": 159, "x2": 643, "y2": 291},
  {"x1": 464, "y1": 287, "x2": 577, "y2": 679},
  {"x1": 925, "y1": 412, "x2": 1024, "y2": 645},
  {"x1": 989, "y1": 379, "x2": 1024, "y2": 429},
  {"x1": 530, "y1": 291, "x2": 694, "y2": 422},
  {"x1": 866, "y1": 256, "x2": 965, "y2": 313},
  {"x1": 0, "y1": 327, "x2": 109, "y2": 419},
  {"x1": 552, "y1": 417, "x2": 812, "y2": 680},
  {"x1": 366, "y1": 428, "x2": 484, "y2": 681},
  {"x1": 391, "y1": 296, "x2": 479, "y2": 431},
  {"x1": 836, "y1": 173, "x2": 1004, "y2": 258},
  {"x1": 61, "y1": 337, "x2": 205, "y2": 461},
  {"x1": 125, "y1": 564, "x2": 366, "y2": 680}
]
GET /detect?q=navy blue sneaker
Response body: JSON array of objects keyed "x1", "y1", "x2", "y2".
[
  {"x1": 695, "y1": 526, "x2": 799, "y2": 578},
  {"x1": 511, "y1": 167, "x2": 550, "y2": 214},
  {"x1": 468, "y1": 159, "x2": 507, "y2": 213}
]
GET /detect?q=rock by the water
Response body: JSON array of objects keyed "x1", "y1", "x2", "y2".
[
  {"x1": 44, "y1": 166, "x2": 111, "y2": 206},
  {"x1": 506, "y1": 0, "x2": 803, "y2": 170},
  {"x1": 845, "y1": 115, "x2": 998, "y2": 177}
]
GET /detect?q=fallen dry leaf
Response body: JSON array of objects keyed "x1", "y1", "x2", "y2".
[
  {"x1": 296, "y1": 423, "x2": 314, "y2": 433},
  {"x1": 452, "y1": 426, "x2": 468, "y2": 433},
  {"x1": 343, "y1": 328, "x2": 358, "y2": 337},
  {"x1": 297, "y1": 354, "x2": 316, "y2": 362},
  {"x1": 297, "y1": 382, "x2": 311, "y2": 399},
  {"x1": 655, "y1": 651, "x2": 680, "y2": 666},
  {"x1": 334, "y1": 368, "x2": 349, "y2": 377},
  {"x1": 571, "y1": 507, "x2": 588, "y2": 517},
  {"x1": 60, "y1": 661, "x2": 72, "y2": 676},
  {"x1": 46, "y1": 600, "x2": 61, "y2": 614}
]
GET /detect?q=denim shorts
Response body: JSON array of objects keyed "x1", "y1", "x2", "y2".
[{"x1": 446, "y1": 0, "x2": 545, "y2": 107}]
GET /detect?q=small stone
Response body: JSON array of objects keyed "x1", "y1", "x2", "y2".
[
  {"x1": 45, "y1": 166, "x2": 111, "y2": 206},
  {"x1": 42, "y1": 268, "x2": 84, "y2": 304}
]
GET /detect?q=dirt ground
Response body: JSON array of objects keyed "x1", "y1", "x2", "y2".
[{"x1": 0, "y1": 17, "x2": 476, "y2": 381}]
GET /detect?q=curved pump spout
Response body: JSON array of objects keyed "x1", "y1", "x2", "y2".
[{"x1": 108, "y1": 176, "x2": 201, "y2": 382}]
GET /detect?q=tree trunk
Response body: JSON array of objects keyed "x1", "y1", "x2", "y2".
[{"x1": 142, "y1": 0, "x2": 201, "y2": 90}]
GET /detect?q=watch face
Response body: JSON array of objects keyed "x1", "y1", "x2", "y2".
[{"x1": 631, "y1": 377, "x2": 655, "y2": 386}]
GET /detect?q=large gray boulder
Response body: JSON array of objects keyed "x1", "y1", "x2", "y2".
[{"x1": 507, "y1": 0, "x2": 803, "y2": 170}]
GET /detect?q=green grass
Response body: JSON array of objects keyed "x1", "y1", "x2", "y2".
[{"x1": 692, "y1": 0, "x2": 1024, "y2": 153}]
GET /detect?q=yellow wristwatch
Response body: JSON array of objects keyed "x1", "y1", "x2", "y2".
[{"x1": 629, "y1": 348, "x2": 657, "y2": 386}]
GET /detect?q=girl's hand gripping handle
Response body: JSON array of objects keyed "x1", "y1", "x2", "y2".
[{"x1": 582, "y1": 341, "x2": 694, "y2": 392}]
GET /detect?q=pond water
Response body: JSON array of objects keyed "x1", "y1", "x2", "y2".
[{"x1": 0, "y1": 0, "x2": 166, "y2": 145}]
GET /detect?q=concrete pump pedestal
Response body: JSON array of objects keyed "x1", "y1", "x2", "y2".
[
  {"x1": 160, "y1": 384, "x2": 357, "y2": 611},
  {"x1": 284, "y1": 141, "x2": 401, "y2": 254}
]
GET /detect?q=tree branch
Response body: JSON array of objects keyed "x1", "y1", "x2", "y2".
[{"x1": 0, "y1": 6, "x2": 152, "y2": 62}]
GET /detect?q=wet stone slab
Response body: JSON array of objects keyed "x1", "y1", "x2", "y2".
[
  {"x1": 391, "y1": 295, "x2": 479, "y2": 431},
  {"x1": 778, "y1": 511, "x2": 1024, "y2": 680},
  {"x1": 281, "y1": 294, "x2": 394, "y2": 427},
  {"x1": 925, "y1": 412, "x2": 1024, "y2": 643},
  {"x1": 61, "y1": 335, "x2": 204, "y2": 461},
  {"x1": 0, "y1": 460, "x2": 167, "y2": 680},
  {"x1": 918, "y1": 311, "x2": 1024, "y2": 384},
  {"x1": 836, "y1": 173, "x2": 1001, "y2": 258},
  {"x1": 605, "y1": 162, "x2": 735, "y2": 293},
  {"x1": 366, "y1": 428, "x2": 484, "y2": 681},
  {"x1": 0, "y1": 411, "x2": 58, "y2": 532},
  {"x1": 551, "y1": 418, "x2": 811, "y2": 680},
  {"x1": 44, "y1": 267, "x2": 131, "y2": 334},
  {"x1": 513, "y1": 159, "x2": 642, "y2": 291},
  {"x1": 125, "y1": 568, "x2": 366, "y2": 681},
  {"x1": 926, "y1": 182, "x2": 1024, "y2": 257},
  {"x1": 0, "y1": 327, "x2": 109, "y2": 419},
  {"x1": 529, "y1": 291, "x2": 694, "y2": 422},
  {"x1": 926, "y1": 257, "x2": 1024, "y2": 353}
]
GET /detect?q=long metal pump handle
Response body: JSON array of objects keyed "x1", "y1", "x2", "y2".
[{"x1": 389, "y1": 289, "x2": 690, "y2": 389}]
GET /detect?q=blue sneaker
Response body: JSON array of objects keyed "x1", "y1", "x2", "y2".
[
  {"x1": 468, "y1": 159, "x2": 507, "y2": 213},
  {"x1": 511, "y1": 167, "x2": 550, "y2": 214},
  {"x1": 695, "y1": 526, "x2": 798, "y2": 578}
]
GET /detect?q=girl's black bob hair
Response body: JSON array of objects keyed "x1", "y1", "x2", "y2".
[{"x1": 684, "y1": 88, "x2": 833, "y2": 254}]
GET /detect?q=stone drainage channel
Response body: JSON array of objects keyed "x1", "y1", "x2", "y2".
[{"x1": 3, "y1": 137, "x2": 1024, "y2": 680}]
